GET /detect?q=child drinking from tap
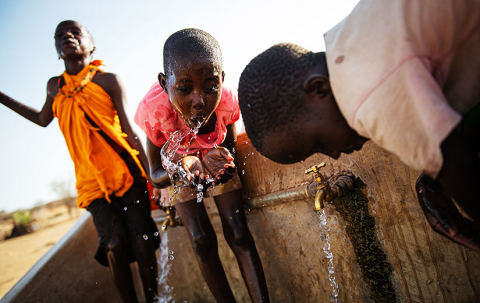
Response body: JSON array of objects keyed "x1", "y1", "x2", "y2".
[
  {"x1": 0, "y1": 20, "x2": 160, "y2": 303},
  {"x1": 237, "y1": 0, "x2": 480, "y2": 252},
  {"x1": 135, "y1": 28, "x2": 270, "y2": 302}
]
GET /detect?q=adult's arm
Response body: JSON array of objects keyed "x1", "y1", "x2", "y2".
[
  {"x1": 94, "y1": 72, "x2": 151, "y2": 177},
  {"x1": 0, "y1": 77, "x2": 57, "y2": 127}
]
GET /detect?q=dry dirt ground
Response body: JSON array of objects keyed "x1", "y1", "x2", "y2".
[{"x1": 0, "y1": 205, "x2": 85, "y2": 299}]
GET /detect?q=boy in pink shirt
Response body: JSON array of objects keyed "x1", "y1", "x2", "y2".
[{"x1": 135, "y1": 28, "x2": 269, "y2": 302}]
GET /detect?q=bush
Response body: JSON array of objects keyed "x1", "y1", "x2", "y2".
[{"x1": 6, "y1": 210, "x2": 33, "y2": 239}]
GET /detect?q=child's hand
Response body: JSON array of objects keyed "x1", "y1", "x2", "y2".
[
  {"x1": 180, "y1": 156, "x2": 211, "y2": 187},
  {"x1": 202, "y1": 147, "x2": 236, "y2": 184},
  {"x1": 152, "y1": 186, "x2": 163, "y2": 206},
  {"x1": 416, "y1": 173, "x2": 480, "y2": 252}
]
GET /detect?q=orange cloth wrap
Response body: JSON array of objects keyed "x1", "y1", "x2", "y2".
[{"x1": 52, "y1": 60, "x2": 146, "y2": 208}]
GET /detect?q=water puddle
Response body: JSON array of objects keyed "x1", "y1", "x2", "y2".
[{"x1": 317, "y1": 209, "x2": 339, "y2": 303}]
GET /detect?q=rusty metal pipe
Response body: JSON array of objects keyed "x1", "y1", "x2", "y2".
[{"x1": 245, "y1": 183, "x2": 315, "y2": 208}]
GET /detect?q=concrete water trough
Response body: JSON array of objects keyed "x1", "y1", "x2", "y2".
[{"x1": 3, "y1": 132, "x2": 480, "y2": 302}]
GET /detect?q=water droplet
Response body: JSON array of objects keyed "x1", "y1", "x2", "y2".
[
  {"x1": 124, "y1": 207, "x2": 128, "y2": 211},
  {"x1": 151, "y1": 196, "x2": 155, "y2": 199},
  {"x1": 169, "y1": 255, "x2": 175, "y2": 260},
  {"x1": 154, "y1": 232, "x2": 159, "y2": 236},
  {"x1": 169, "y1": 250, "x2": 174, "y2": 255},
  {"x1": 242, "y1": 170, "x2": 245, "y2": 174},
  {"x1": 144, "y1": 119, "x2": 148, "y2": 122},
  {"x1": 214, "y1": 143, "x2": 218, "y2": 148},
  {"x1": 247, "y1": 103, "x2": 251, "y2": 108},
  {"x1": 135, "y1": 200, "x2": 140, "y2": 204},
  {"x1": 229, "y1": 216, "x2": 233, "y2": 219},
  {"x1": 143, "y1": 234, "x2": 148, "y2": 240},
  {"x1": 152, "y1": 127, "x2": 155, "y2": 130},
  {"x1": 145, "y1": 190, "x2": 148, "y2": 194},
  {"x1": 235, "y1": 209, "x2": 239, "y2": 213}
]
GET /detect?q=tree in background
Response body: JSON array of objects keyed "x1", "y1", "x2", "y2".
[{"x1": 50, "y1": 176, "x2": 77, "y2": 219}]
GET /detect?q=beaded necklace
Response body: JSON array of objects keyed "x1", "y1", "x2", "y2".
[{"x1": 58, "y1": 64, "x2": 99, "y2": 98}]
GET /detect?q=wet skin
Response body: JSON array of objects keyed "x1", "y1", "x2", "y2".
[
  {"x1": 149, "y1": 56, "x2": 270, "y2": 301},
  {"x1": 150, "y1": 58, "x2": 235, "y2": 187},
  {"x1": 159, "y1": 57, "x2": 225, "y2": 129}
]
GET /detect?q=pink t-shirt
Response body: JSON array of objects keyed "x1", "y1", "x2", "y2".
[
  {"x1": 134, "y1": 82, "x2": 240, "y2": 156},
  {"x1": 324, "y1": 0, "x2": 480, "y2": 177}
]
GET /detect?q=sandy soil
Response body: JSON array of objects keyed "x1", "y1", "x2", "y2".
[{"x1": 0, "y1": 208, "x2": 85, "y2": 299}]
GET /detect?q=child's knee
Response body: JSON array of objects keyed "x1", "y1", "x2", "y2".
[
  {"x1": 191, "y1": 230, "x2": 217, "y2": 260},
  {"x1": 225, "y1": 225, "x2": 253, "y2": 249}
]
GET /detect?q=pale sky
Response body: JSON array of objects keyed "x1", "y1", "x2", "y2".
[{"x1": 0, "y1": 0, "x2": 359, "y2": 212}]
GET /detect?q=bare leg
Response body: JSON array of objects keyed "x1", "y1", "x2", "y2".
[
  {"x1": 214, "y1": 190, "x2": 270, "y2": 303},
  {"x1": 119, "y1": 179, "x2": 161, "y2": 303},
  {"x1": 105, "y1": 220, "x2": 138, "y2": 303},
  {"x1": 175, "y1": 199, "x2": 236, "y2": 302},
  {"x1": 129, "y1": 234, "x2": 158, "y2": 303}
]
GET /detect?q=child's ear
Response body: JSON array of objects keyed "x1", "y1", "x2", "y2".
[
  {"x1": 158, "y1": 73, "x2": 168, "y2": 93},
  {"x1": 303, "y1": 74, "x2": 331, "y2": 97}
]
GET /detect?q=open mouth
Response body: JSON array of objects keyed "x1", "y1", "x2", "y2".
[{"x1": 190, "y1": 117, "x2": 206, "y2": 128}]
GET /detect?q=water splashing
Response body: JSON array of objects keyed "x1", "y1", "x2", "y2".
[
  {"x1": 160, "y1": 121, "x2": 214, "y2": 203},
  {"x1": 156, "y1": 230, "x2": 173, "y2": 303},
  {"x1": 317, "y1": 209, "x2": 339, "y2": 302}
]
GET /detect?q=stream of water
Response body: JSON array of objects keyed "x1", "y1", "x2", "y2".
[
  {"x1": 317, "y1": 209, "x2": 339, "y2": 303},
  {"x1": 155, "y1": 230, "x2": 173, "y2": 303}
]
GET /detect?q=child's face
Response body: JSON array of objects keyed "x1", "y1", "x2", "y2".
[
  {"x1": 55, "y1": 21, "x2": 94, "y2": 60},
  {"x1": 259, "y1": 92, "x2": 366, "y2": 164},
  {"x1": 160, "y1": 58, "x2": 224, "y2": 129}
]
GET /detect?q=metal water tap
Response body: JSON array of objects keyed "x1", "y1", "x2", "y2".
[
  {"x1": 305, "y1": 163, "x2": 356, "y2": 210},
  {"x1": 305, "y1": 163, "x2": 334, "y2": 210},
  {"x1": 161, "y1": 207, "x2": 183, "y2": 231}
]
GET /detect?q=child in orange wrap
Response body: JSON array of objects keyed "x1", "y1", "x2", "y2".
[
  {"x1": 0, "y1": 21, "x2": 160, "y2": 303},
  {"x1": 135, "y1": 28, "x2": 270, "y2": 303}
]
